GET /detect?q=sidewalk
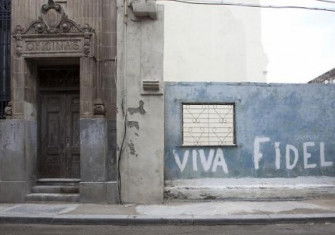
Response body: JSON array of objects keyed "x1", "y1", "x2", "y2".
[{"x1": 0, "y1": 199, "x2": 335, "y2": 225}]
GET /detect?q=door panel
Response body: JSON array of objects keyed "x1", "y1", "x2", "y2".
[
  {"x1": 39, "y1": 93, "x2": 80, "y2": 178},
  {"x1": 40, "y1": 95, "x2": 65, "y2": 178},
  {"x1": 65, "y1": 94, "x2": 80, "y2": 178}
]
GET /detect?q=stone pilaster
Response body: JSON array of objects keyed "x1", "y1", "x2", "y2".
[{"x1": 117, "y1": 0, "x2": 164, "y2": 204}]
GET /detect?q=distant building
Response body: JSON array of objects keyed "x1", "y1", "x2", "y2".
[
  {"x1": 159, "y1": 0, "x2": 268, "y2": 83},
  {"x1": 309, "y1": 68, "x2": 335, "y2": 84}
]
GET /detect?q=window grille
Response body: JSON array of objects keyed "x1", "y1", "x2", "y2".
[
  {"x1": 183, "y1": 104, "x2": 236, "y2": 146},
  {"x1": 0, "y1": 0, "x2": 10, "y2": 118}
]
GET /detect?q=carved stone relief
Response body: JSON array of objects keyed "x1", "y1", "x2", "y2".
[
  {"x1": 93, "y1": 98, "x2": 106, "y2": 117},
  {"x1": 12, "y1": 0, "x2": 95, "y2": 57}
]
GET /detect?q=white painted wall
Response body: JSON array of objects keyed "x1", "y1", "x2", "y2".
[{"x1": 158, "y1": 0, "x2": 268, "y2": 82}]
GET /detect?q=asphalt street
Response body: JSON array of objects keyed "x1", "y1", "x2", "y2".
[{"x1": 0, "y1": 223, "x2": 335, "y2": 235}]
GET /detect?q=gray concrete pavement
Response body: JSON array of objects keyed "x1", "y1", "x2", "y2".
[
  {"x1": 0, "y1": 223, "x2": 335, "y2": 235},
  {"x1": 0, "y1": 199, "x2": 335, "y2": 225}
]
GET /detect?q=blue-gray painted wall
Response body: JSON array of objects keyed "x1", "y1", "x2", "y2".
[{"x1": 165, "y1": 82, "x2": 335, "y2": 180}]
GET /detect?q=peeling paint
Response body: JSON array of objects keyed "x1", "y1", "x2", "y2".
[
  {"x1": 200, "y1": 194, "x2": 217, "y2": 200},
  {"x1": 127, "y1": 121, "x2": 140, "y2": 130},
  {"x1": 128, "y1": 141, "x2": 136, "y2": 155},
  {"x1": 128, "y1": 100, "x2": 146, "y2": 115},
  {"x1": 165, "y1": 82, "x2": 335, "y2": 180}
]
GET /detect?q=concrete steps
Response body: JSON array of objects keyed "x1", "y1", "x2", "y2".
[
  {"x1": 25, "y1": 193, "x2": 79, "y2": 202},
  {"x1": 36, "y1": 178, "x2": 80, "y2": 185},
  {"x1": 26, "y1": 178, "x2": 80, "y2": 202},
  {"x1": 32, "y1": 185, "x2": 79, "y2": 194}
]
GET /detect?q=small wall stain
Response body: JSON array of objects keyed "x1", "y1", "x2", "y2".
[
  {"x1": 128, "y1": 100, "x2": 146, "y2": 115},
  {"x1": 127, "y1": 121, "x2": 139, "y2": 130},
  {"x1": 128, "y1": 141, "x2": 136, "y2": 155},
  {"x1": 164, "y1": 190, "x2": 188, "y2": 200},
  {"x1": 200, "y1": 194, "x2": 217, "y2": 200}
]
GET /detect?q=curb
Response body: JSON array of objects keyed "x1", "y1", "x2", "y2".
[{"x1": 1, "y1": 213, "x2": 335, "y2": 225}]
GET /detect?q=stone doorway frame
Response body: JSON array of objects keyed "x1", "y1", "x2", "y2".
[
  {"x1": 37, "y1": 64, "x2": 81, "y2": 179},
  {"x1": 7, "y1": 0, "x2": 98, "y2": 201},
  {"x1": 11, "y1": 0, "x2": 96, "y2": 120}
]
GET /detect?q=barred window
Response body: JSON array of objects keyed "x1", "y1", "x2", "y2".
[
  {"x1": 182, "y1": 104, "x2": 236, "y2": 146},
  {"x1": 0, "y1": 0, "x2": 11, "y2": 118}
]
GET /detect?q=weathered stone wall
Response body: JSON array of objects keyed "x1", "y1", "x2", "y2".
[
  {"x1": 1, "y1": 0, "x2": 118, "y2": 203},
  {"x1": 0, "y1": 120, "x2": 32, "y2": 202},
  {"x1": 165, "y1": 82, "x2": 335, "y2": 199},
  {"x1": 116, "y1": 0, "x2": 165, "y2": 204},
  {"x1": 10, "y1": 0, "x2": 117, "y2": 119},
  {"x1": 165, "y1": 83, "x2": 335, "y2": 179}
]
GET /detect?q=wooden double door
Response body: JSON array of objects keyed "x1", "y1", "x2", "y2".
[{"x1": 38, "y1": 67, "x2": 80, "y2": 179}]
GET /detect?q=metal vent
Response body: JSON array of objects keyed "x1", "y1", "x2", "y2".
[
  {"x1": 143, "y1": 80, "x2": 160, "y2": 91},
  {"x1": 141, "y1": 80, "x2": 162, "y2": 95}
]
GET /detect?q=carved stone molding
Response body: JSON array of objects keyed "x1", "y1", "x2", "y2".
[
  {"x1": 93, "y1": 98, "x2": 106, "y2": 117},
  {"x1": 12, "y1": 0, "x2": 95, "y2": 58},
  {"x1": 4, "y1": 101, "x2": 13, "y2": 119}
]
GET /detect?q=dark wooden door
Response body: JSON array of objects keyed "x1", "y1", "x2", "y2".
[{"x1": 39, "y1": 92, "x2": 80, "y2": 178}]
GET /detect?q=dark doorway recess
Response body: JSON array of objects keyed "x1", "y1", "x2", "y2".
[{"x1": 38, "y1": 66, "x2": 80, "y2": 179}]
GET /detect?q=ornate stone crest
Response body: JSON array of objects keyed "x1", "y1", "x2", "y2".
[
  {"x1": 12, "y1": 0, "x2": 95, "y2": 57},
  {"x1": 41, "y1": 0, "x2": 64, "y2": 33}
]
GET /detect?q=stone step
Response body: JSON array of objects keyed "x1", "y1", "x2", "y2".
[
  {"x1": 32, "y1": 185, "x2": 79, "y2": 194},
  {"x1": 36, "y1": 178, "x2": 80, "y2": 186},
  {"x1": 26, "y1": 193, "x2": 80, "y2": 202}
]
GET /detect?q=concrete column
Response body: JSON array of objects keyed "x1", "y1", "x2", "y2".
[
  {"x1": 80, "y1": 118, "x2": 119, "y2": 203},
  {"x1": 0, "y1": 57, "x2": 37, "y2": 202},
  {"x1": 117, "y1": 0, "x2": 165, "y2": 204},
  {"x1": 78, "y1": 0, "x2": 119, "y2": 204},
  {"x1": 11, "y1": 57, "x2": 25, "y2": 119},
  {"x1": 80, "y1": 57, "x2": 96, "y2": 118},
  {"x1": 0, "y1": 120, "x2": 29, "y2": 202}
]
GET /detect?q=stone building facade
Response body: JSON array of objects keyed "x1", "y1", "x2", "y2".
[
  {"x1": 0, "y1": 0, "x2": 164, "y2": 204},
  {"x1": 0, "y1": 0, "x2": 119, "y2": 203},
  {"x1": 309, "y1": 68, "x2": 335, "y2": 84},
  {"x1": 1, "y1": 0, "x2": 333, "y2": 204}
]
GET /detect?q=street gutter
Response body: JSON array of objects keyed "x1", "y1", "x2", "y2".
[{"x1": 1, "y1": 213, "x2": 335, "y2": 225}]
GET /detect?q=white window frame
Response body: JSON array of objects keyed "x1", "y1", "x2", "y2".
[{"x1": 182, "y1": 103, "x2": 236, "y2": 147}]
